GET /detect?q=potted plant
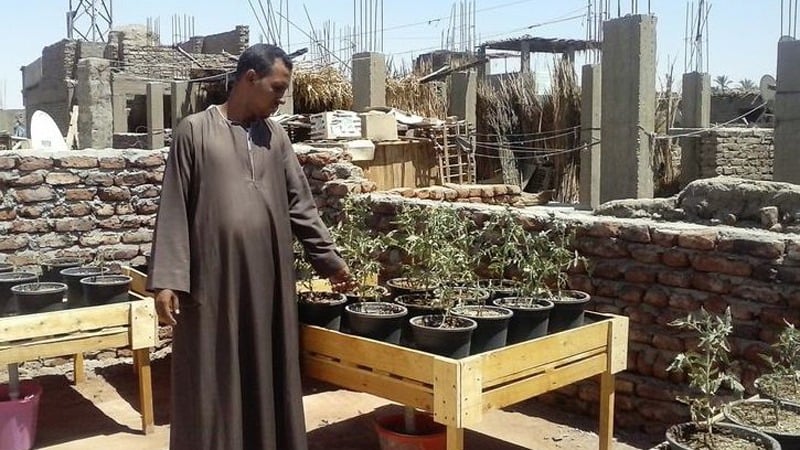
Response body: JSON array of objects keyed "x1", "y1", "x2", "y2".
[
  {"x1": 333, "y1": 196, "x2": 406, "y2": 343},
  {"x1": 79, "y1": 250, "x2": 132, "y2": 306},
  {"x1": 755, "y1": 321, "x2": 800, "y2": 405},
  {"x1": 11, "y1": 260, "x2": 67, "y2": 315},
  {"x1": 39, "y1": 256, "x2": 83, "y2": 283},
  {"x1": 666, "y1": 307, "x2": 780, "y2": 449},
  {"x1": 61, "y1": 264, "x2": 108, "y2": 308},
  {"x1": 0, "y1": 268, "x2": 38, "y2": 317},
  {"x1": 295, "y1": 240, "x2": 347, "y2": 330}
]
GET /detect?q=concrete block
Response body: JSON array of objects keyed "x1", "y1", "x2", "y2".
[
  {"x1": 360, "y1": 112, "x2": 398, "y2": 141},
  {"x1": 146, "y1": 82, "x2": 165, "y2": 149},
  {"x1": 448, "y1": 71, "x2": 477, "y2": 126},
  {"x1": 774, "y1": 39, "x2": 800, "y2": 183},
  {"x1": 352, "y1": 52, "x2": 386, "y2": 111},
  {"x1": 680, "y1": 72, "x2": 711, "y2": 186},
  {"x1": 76, "y1": 57, "x2": 113, "y2": 149},
  {"x1": 579, "y1": 64, "x2": 601, "y2": 210}
]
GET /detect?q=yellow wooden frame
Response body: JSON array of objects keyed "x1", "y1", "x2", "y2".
[
  {"x1": 301, "y1": 311, "x2": 628, "y2": 450},
  {"x1": 0, "y1": 267, "x2": 157, "y2": 434}
]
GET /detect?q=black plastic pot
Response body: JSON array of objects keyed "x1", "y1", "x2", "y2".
[
  {"x1": 61, "y1": 267, "x2": 108, "y2": 308},
  {"x1": 342, "y1": 285, "x2": 391, "y2": 333},
  {"x1": 395, "y1": 293, "x2": 447, "y2": 346},
  {"x1": 724, "y1": 398, "x2": 800, "y2": 448},
  {"x1": 40, "y1": 257, "x2": 84, "y2": 283},
  {"x1": 298, "y1": 292, "x2": 347, "y2": 330},
  {"x1": 12, "y1": 282, "x2": 68, "y2": 314},
  {"x1": 0, "y1": 263, "x2": 13, "y2": 273},
  {"x1": 493, "y1": 297, "x2": 554, "y2": 345},
  {"x1": 345, "y1": 302, "x2": 407, "y2": 344},
  {"x1": 476, "y1": 279, "x2": 520, "y2": 302},
  {"x1": 0, "y1": 272, "x2": 38, "y2": 316},
  {"x1": 80, "y1": 275, "x2": 132, "y2": 306},
  {"x1": 451, "y1": 305, "x2": 513, "y2": 354},
  {"x1": 545, "y1": 290, "x2": 591, "y2": 333},
  {"x1": 434, "y1": 287, "x2": 491, "y2": 307},
  {"x1": 409, "y1": 314, "x2": 477, "y2": 358},
  {"x1": 665, "y1": 422, "x2": 780, "y2": 450},
  {"x1": 386, "y1": 277, "x2": 437, "y2": 298}
]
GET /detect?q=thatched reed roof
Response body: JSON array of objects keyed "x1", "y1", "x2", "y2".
[{"x1": 480, "y1": 36, "x2": 600, "y2": 54}]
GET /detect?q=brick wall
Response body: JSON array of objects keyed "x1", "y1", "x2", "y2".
[
  {"x1": 699, "y1": 128, "x2": 774, "y2": 181},
  {"x1": 200, "y1": 25, "x2": 249, "y2": 55},
  {"x1": 22, "y1": 40, "x2": 78, "y2": 134}
]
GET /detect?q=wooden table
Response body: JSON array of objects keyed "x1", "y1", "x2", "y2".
[
  {"x1": 301, "y1": 311, "x2": 629, "y2": 450},
  {"x1": 0, "y1": 267, "x2": 158, "y2": 434}
]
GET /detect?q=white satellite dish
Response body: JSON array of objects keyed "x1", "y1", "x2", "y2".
[
  {"x1": 30, "y1": 110, "x2": 68, "y2": 152},
  {"x1": 759, "y1": 74, "x2": 777, "y2": 103}
]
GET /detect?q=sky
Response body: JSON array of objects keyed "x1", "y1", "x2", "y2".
[{"x1": 0, "y1": 0, "x2": 789, "y2": 109}]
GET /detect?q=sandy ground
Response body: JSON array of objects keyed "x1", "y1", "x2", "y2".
[{"x1": 20, "y1": 349, "x2": 661, "y2": 450}]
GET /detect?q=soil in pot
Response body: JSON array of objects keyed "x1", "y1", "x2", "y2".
[
  {"x1": 755, "y1": 373, "x2": 800, "y2": 405},
  {"x1": 80, "y1": 275, "x2": 132, "y2": 306},
  {"x1": 298, "y1": 291, "x2": 347, "y2": 330},
  {"x1": 725, "y1": 398, "x2": 800, "y2": 448},
  {"x1": 0, "y1": 272, "x2": 38, "y2": 316},
  {"x1": 374, "y1": 411, "x2": 446, "y2": 450},
  {"x1": 493, "y1": 297, "x2": 554, "y2": 345},
  {"x1": 40, "y1": 257, "x2": 83, "y2": 283},
  {"x1": 386, "y1": 278, "x2": 437, "y2": 298},
  {"x1": 345, "y1": 302, "x2": 407, "y2": 344},
  {"x1": 450, "y1": 305, "x2": 513, "y2": 354},
  {"x1": 666, "y1": 421, "x2": 781, "y2": 450},
  {"x1": 61, "y1": 267, "x2": 107, "y2": 308},
  {"x1": 395, "y1": 293, "x2": 447, "y2": 346},
  {"x1": 0, "y1": 263, "x2": 13, "y2": 274},
  {"x1": 409, "y1": 314, "x2": 477, "y2": 358},
  {"x1": 342, "y1": 285, "x2": 390, "y2": 333},
  {"x1": 545, "y1": 290, "x2": 591, "y2": 333},
  {"x1": 11, "y1": 282, "x2": 68, "y2": 314}
]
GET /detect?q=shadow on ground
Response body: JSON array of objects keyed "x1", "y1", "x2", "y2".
[{"x1": 96, "y1": 354, "x2": 172, "y2": 426}]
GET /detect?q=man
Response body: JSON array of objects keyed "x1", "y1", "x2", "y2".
[{"x1": 148, "y1": 44, "x2": 353, "y2": 450}]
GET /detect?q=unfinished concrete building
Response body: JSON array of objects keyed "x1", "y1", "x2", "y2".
[{"x1": 21, "y1": 25, "x2": 248, "y2": 149}]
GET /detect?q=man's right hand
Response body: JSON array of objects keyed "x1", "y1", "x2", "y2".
[{"x1": 155, "y1": 289, "x2": 180, "y2": 325}]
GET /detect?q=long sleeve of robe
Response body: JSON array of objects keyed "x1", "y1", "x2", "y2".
[{"x1": 147, "y1": 107, "x2": 345, "y2": 450}]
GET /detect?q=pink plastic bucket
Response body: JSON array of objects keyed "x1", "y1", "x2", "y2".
[{"x1": 0, "y1": 381, "x2": 42, "y2": 450}]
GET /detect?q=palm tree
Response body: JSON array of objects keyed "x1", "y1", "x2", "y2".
[
  {"x1": 737, "y1": 78, "x2": 756, "y2": 92},
  {"x1": 714, "y1": 75, "x2": 731, "y2": 94}
]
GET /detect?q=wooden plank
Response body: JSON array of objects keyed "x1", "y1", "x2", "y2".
[
  {"x1": 0, "y1": 332, "x2": 129, "y2": 364},
  {"x1": 73, "y1": 353, "x2": 85, "y2": 384},
  {"x1": 124, "y1": 267, "x2": 150, "y2": 297},
  {"x1": 479, "y1": 320, "x2": 609, "y2": 384},
  {"x1": 302, "y1": 325, "x2": 435, "y2": 382},
  {"x1": 130, "y1": 300, "x2": 158, "y2": 349},
  {"x1": 599, "y1": 371, "x2": 615, "y2": 450},
  {"x1": 135, "y1": 347, "x2": 155, "y2": 435},
  {"x1": 608, "y1": 316, "x2": 629, "y2": 374},
  {"x1": 0, "y1": 303, "x2": 133, "y2": 342},
  {"x1": 433, "y1": 356, "x2": 483, "y2": 428},
  {"x1": 480, "y1": 354, "x2": 607, "y2": 410},
  {"x1": 446, "y1": 426, "x2": 464, "y2": 450},
  {"x1": 303, "y1": 354, "x2": 433, "y2": 411},
  {"x1": 481, "y1": 347, "x2": 607, "y2": 389}
]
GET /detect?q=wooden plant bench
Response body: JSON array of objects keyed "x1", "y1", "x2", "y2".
[
  {"x1": 301, "y1": 311, "x2": 629, "y2": 450},
  {"x1": 0, "y1": 267, "x2": 158, "y2": 434}
]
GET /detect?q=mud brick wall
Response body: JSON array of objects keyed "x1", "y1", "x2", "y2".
[
  {"x1": 0, "y1": 147, "x2": 371, "y2": 269},
  {"x1": 364, "y1": 195, "x2": 798, "y2": 435},
  {"x1": 700, "y1": 128, "x2": 774, "y2": 181}
]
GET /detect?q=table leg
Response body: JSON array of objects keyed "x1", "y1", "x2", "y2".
[
  {"x1": 446, "y1": 426, "x2": 464, "y2": 450},
  {"x1": 73, "y1": 353, "x2": 85, "y2": 384},
  {"x1": 134, "y1": 348, "x2": 155, "y2": 435},
  {"x1": 599, "y1": 371, "x2": 615, "y2": 450}
]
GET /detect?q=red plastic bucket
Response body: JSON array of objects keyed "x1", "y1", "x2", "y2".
[
  {"x1": 0, "y1": 381, "x2": 42, "y2": 450},
  {"x1": 375, "y1": 412, "x2": 447, "y2": 450}
]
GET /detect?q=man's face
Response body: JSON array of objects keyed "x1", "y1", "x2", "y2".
[{"x1": 247, "y1": 59, "x2": 291, "y2": 119}]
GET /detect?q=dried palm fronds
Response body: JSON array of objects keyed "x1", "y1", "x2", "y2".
[
  {"x1": 654, "y1": 63, "x2": 681, "y2": 196},
  {"x1": 386, "y1": 58, "x2": 447, "y2": 119},
  {"x1": 293, "y1": 65, "x2": 353, "y2": 114}
]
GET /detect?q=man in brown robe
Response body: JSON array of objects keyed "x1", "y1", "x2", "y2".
[{"x1": 147, "y1": 44, "x2": 353, "y2": 450}]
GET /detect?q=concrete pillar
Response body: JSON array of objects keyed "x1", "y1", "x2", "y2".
[
  {"x1": 352, "y1": 52, "x2": 386, "y2": 111},
  {"x1": 171, "y1": 81, "x2": 190, "y2": 128},
  {"x1": 679, "y1": 72, "x2": 711, "y2": 186},
  {"x1": 579, "y1": 64, "x2": 602, "y2": 210},
  {"x1": 520, "y1": 41, "x2": 531, "y2": 74},
  {"x1": 773, "y1": 39, "x2": 800, "y2": 183},
  {"x1": 448, "y1": 71, "x2": 477, "y2": 126},
  {"x1": 112, "y1": 93, "x2": 127, "y2": 133},
  {"x1": 277, "y1": 79, "x2": 294, "y2": 115},
  {"x1": 146, "y1": 82, "x2": 165, "y2": 149},
  {"x1": 477, "y1": 46, "x2": 489, "y2": 80},
  {"x1": 76, "y1": 58, "x2": 113, "y2": 149},
  {"x1": 600, "y1": 14, "x2": 657, "y2": 202}
]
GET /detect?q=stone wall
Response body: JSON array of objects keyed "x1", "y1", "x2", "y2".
[
  {"x1": 699, "y1": 128, "x2": 774, "y2": 181},
  {"x1": 200, "y1": 26, "x2": 249, "y2": 55},
  {"x1": 0, "y1": 147, "x2": 370, "y2": 268},
  {"x1": 22, "y1": 40, "x2": 78, "y2": 134}
]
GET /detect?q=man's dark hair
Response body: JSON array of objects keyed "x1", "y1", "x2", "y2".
[{"x1": 235, "y1": 44, "x2": 293, "y2": 81}]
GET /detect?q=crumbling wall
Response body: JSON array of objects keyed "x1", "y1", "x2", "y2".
[
  {"x1": 22, "y1": 40, "x2": 78, "y2": 134},
  {"x1": 200, "y1": 25, "x2": 249, "y2": 55},
  {"x1": 700, "y1": 128, "x2": 773, "y2": 180}
]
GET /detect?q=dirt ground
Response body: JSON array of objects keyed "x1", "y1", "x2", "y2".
[{"x1": 23, "y1": 348, "x2": 662, "y2": 450}]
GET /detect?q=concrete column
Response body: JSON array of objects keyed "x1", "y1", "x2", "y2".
[
  {"x1": 579, "y1": 64, "x2": 602, "y2": 210},
  {"x1": 477, "y1": 46, "x2": 488, "y2": 80},
  {"x1": 773, "y1": 39, "x2": 800, "y2": 183},
  {"x1": 112, "y1": 93, "x2": 127, "y2": 133},
  {"x1": 679, "y1": 72, "x2": 711, "y2": 186},
  {"x1": 520, "y1": 41, "x2": 531, "y2": 74},
  {"x1": 352, "y1": 52, "x2": 386, "y2": 111},
  {"x1": 76, "y1": 58, "x2": 113, "y2": 149},
  {"x1": 146, "y1": 82, "x2": 165, "y2": 149},
  {"x1": 448, "y1": 71, "x2": 477, "y2": 126},
  {"x1": 600, "y1": 14, "x2": 657, "y2": 202},
  {"x1": 277, "y1": 79, "x2": 294, "y2": 115},
  {"x1": 171, "y1": 81, "x2": 190, "y2": 128}
]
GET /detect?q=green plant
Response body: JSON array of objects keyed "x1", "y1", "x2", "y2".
[
  {"x1": 293, "y1": 239, "x2": 316, "y2": 295},
  {"x1": 668, "y1": 307, "x2": 744, "y2": 445},
  {"x1": 759, "y1": 320, "x2": 800, "y2": 422}
]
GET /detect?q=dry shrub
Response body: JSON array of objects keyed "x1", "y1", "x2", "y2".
[{"x1": 293, "y1": 65, "x2": 353, "y2": 114}]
